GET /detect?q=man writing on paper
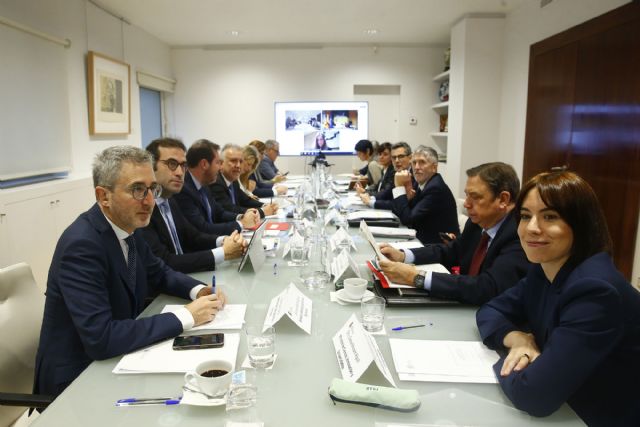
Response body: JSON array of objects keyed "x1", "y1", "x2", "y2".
[
  {"x1": 379, "y1": 162, "x2": 529, "y2": 305},
  {"x1": 388, "y1": 146, "x2": 459, "y2": 244},
  {"x1": 35, "y1": 146, "x2": 226, "y2": 398},
  {"x1": 141, "y1": 138, "x2": 246, "y2": 273},
  {"x1": 359, "y1": 142, "x2": 413, "y2": 210},
  {"x1": 209, "y1": 144, "x2": 278, "y2": 217},
  {"x1": 173, "y1": 139, "x2": 260, "y2": 234}
]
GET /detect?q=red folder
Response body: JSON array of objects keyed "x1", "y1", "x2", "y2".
[
  {"x1": 366, "y1": 260, "x2": 391, "y2": 288},
  {"x1": 265, "y1": 222, "x2": 290, "y2": 231}
]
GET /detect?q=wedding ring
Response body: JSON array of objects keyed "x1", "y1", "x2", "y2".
[{"x1": 521, "y1": 353, "x2": 530, "y2": 360}]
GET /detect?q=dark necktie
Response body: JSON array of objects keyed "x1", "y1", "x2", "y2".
[
  {"x1": 124, "y1": 235, "x2": 137, "y2": 286},
  {"x1": 159, "y1": 201, "x2": 183, "y2": 255},
  {"x1": 229, "y1": 184, "x2": 236, "y2": 204},
  {"x1": 199, "y1": 187, "x2": 213, "y2": 223},
  {"x1": 468, "y1": 232, "x2": 490, "y2": 276}
]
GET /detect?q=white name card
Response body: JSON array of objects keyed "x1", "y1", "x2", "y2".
[{"x1": 263, "y1": 283, "x2": 312, "y2": 334}]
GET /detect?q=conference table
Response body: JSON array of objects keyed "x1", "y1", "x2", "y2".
[{"x1": 31, "y1": 220, "x2": 584, "y2": 426}]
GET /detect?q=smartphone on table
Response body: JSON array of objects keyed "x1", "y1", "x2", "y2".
[{"x1": 172, "y1": 333, "x2": 224, "y2": 350}]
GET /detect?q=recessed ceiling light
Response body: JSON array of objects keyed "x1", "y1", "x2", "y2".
[
  {"x1": 228, "y1": 30, "x2": 240, "y2": 37},
  {"x1": 364, "y1": 29, "x2": 379, "y2": 36}
]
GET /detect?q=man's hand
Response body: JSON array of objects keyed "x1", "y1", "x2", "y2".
[
  {"x1": 501, "y1": 331, "x2": 541, "y2": 376},
  {"x1": 359, "y1": 192, "x2": 371, "y2": 205},
  {"x1": 378, "y1": 257, "x2": 418, "y2": 285},
  {"x1": 275, "y1": 185, "x2": 287, "y2": 195},
  {"x1": 354, "y1": 182, "x2": 366, "y2": 194},
  {"x1": 240, "y1": 209, "x2": 259, "y2": 228},
  {"x1": 247, "y1": 180, "x2": 257, "y2": 192},
  {"x1": 262, "y1": 203, "x2": 279, "y2": 216},
  {"x1": 273, "y1": 174, "x2": 286, "y2": 183},
  {"x1": 379, "y1": 243, "x2": 406, "y2": 262},
  {"x1": 394, "y1": 170, "x2": 412, "y2": 187},
  {"x1": 406, "y1": 187, "x2": 416, "y2": 201},
  {"x1": 185, "y1": 291, "x2": 226, "y2": 326},
  {"x1": 223, "y1": 230, "x2": 245, "y2": 260}
]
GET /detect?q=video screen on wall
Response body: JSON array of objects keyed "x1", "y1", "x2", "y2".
[{"x1": 274, "y1": 101, "x2": 369, "y2": 156}]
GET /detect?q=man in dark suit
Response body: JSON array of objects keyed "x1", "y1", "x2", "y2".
[
  {"x1": 141, "y1": 138, "x2": 246, "y2": 273},
  {"x1": 379, "y1": 162, "x2": 529, "y2": 305},
  {"x1": 359, "y1": 142, "x2": 413, "y2": 210},
  {"x1": 209, "y1": 144, "x2": 278, "y2": 217},
  {"x1": 390, "y1": 146, "x2": 459, "y2": 244},
  {"x1": 35, "y1": 146, "x2": 226, "y2": 398},
  {"x1": 173, "y1": 139, "x2": 260, "y2": 235},
  {"x1": 258, "y1": 139, "x2": 285, "y2": 181}
]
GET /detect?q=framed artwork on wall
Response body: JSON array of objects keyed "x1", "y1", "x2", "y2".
[{"x1": 87, "y1": 51, "x2": 130, "y2": 135}]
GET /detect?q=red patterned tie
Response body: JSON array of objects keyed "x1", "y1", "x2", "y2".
[{"x1": 468, "y1": 232, "x2": 490, "y2": 276}]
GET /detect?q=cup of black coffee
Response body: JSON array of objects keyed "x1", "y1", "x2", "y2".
[{"x1": 184, "y1": 360, "x2": 232, "y2": 397}]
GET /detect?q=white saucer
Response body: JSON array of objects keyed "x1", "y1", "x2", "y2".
[
  {"x1": 181, "y1": 385, "x2": 227, "y2": 407},
  {"x1": 335, "y1": 289, "x2": 375, "y2": 304}
]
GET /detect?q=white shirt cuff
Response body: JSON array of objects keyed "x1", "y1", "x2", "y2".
[
  {"x1": 216, "y1": 236, "x2": 226, "y2": 247},
  {"x1": 213, "y1": 247, "x2": 225, "y2": 265},
  {"x1": 272, "y1": 189, "x2": 278, "y2": 196},
  {"x1": 424, "y1": 271, "x2": 433, "y2": 292},
  {"x1": 392, "y1": 186, "x2": 407, "y2": 199},
  {"x1": 368, "y1": 197, "x2": 376, "y2": 208},
  {"x1": 404, "y1": 249, "x2": 416, "y2": 264},
  {"x1": 189, "y1": 284, "x2": 207, "y2": 301},
  {"x1": 236, "y1": 220, "x2": 243, "y2": 229},
  {"x1": 174, "y1": 306, "x2": 195, "y2": 331}
]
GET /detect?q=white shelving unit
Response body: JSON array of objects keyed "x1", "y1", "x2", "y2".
[{"x1": 431, "y1": 70, "x2": 449, "y2": 163}]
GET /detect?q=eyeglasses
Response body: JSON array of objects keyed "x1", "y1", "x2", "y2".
[
  {"x1": 159, "y1": 159, "x2": 188, "y2": 171},
  {"x1": 391, "y1": 154, "x2": 409, "y2": 161},
  {"x1": 127, "y1": 183, "x2": 162, "y2": 201}
]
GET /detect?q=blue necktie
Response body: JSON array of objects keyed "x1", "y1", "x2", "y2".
[
  {"x1": 124, "y1": 235, "x2": 137, "y2": 287},
  {"x1": 159, "y1": 201, "x2": 183, "y2": 255},
  {"x1": 199, "y1": 187, "x2": 213, "y2": 223},
  {"x1": 229, "y1": 184, "x2": 236, "y2": 204}
]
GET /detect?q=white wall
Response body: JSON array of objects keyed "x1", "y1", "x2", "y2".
[
  {"x1": 171, "y1": 46, "x2": 445, "y2": 175},
  {"x1": 0, "y1": 0, "x2": 174, "y2": 178}
]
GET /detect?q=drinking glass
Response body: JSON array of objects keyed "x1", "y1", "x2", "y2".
[
  {"x1": 360, "y1": 296, "x2": 386, "y2": 332},
  {"x1": 245, "y1": 325, "x2": 275, "y2": 369}
]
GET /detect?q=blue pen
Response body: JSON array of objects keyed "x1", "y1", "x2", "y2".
[
  {"x1": 116, "y1": 397, "x2": 181, "y2": 406},
  {"x1": 273, "y1": 263, "x2": 278, "y2": 276},
  {"x1": 212, "y1": 273, "x2": 216, "y2": 291},
  {"x1": 392, "y1": 324, "x2": 427, "y2": 331}
]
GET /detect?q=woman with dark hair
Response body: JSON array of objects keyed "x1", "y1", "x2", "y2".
[
  {"x1": 354, "y1": 139, "x2": 382, "y2": 189},
  {"x1": 476, "y1": 171, "x2": 640, "y2": 426}
]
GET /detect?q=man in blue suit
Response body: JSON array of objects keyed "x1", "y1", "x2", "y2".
[
  {"x1": 34, "y1": 146, "x2": 226, "y2": 398},
  {"x1": 390, "y1": 146, "x2": 459, "y2": 244}
]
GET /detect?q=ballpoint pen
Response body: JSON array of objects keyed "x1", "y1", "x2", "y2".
[
  {"x1": 273, "y1": 262, "x2": 278, "y2": 276},
  {"x1": 392, "y1": 324, "x2": 427, "y2": 331},
  {"x1": 116, "y1": 397, "x2": 181, "y2": 406}
]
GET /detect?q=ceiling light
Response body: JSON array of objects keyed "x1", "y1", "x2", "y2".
[
  {"x1": 364, "y1": 29, "x2": 379, "y2": 36},
  {"x1": 228, "y1": 30, "x2": 240, "y2": 37}
]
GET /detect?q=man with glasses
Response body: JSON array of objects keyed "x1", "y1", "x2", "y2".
[
  {"x1": 258, "y1": 139, "x2": 286, "y2": 182},
  {"x1": 141, "y1": 138, "x2": 246, "y2": 273},
  {"x1": 359, "y1": 142, "x2": 414, "y2": 210},
  {"x1": 35, "y1": 146, "x2": 226, "y2": 398},
  {"x1": 378, "y1": 162, "x2": 529, "y2": 305}
]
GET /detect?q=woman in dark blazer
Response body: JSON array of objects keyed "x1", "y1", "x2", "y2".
[{"x1": 476, "y1": 171, "x2": 640, "y2": 427}]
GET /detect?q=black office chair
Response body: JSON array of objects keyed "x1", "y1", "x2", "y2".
[{"x1": 0, "y1": 263, "x2": 54, "y2": 424}]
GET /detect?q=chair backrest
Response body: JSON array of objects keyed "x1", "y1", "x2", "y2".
[{"x1": 0, "y1": 263, "x2": 44, "y2": 426}]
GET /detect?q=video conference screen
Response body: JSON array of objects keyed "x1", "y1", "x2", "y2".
[{"x1": 274, "y1": 101, "x2": 369, "y2": 156}]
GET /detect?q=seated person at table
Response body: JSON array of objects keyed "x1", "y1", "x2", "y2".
[
  {"x1": 141, "y1": 138, "x2": 246, "y2": 273},
  {"x1": 354, "y1": 139, "x2": 382, "y2": 189},
  {"x1": 379, "y1": 162, "x2": 529, "y2": 305},
  {"x1": 355, "y1": 142, "x2": 394, "y2": 196},
  {"x1": 389, "y1": 146, "x2": 459, "y2": 244},
  {"x1": 209, "y1": 144, "x2": 279, "y2": 217},
  {"x1": 476, "y1": 171, "x2": 640, "y2": 426},
  {"x1": 35, "y1": 146, "x2": 226, "y2": 398},
  {"x1": 257, "y1": 139, "x2": 286, "y2": 182},
  {"x1": 241, "y1": 145, "x2": 286, "y2": 199},
  {"x1": 359, "y1": 142, "x2": 413, "y2": 210},
  {"x1": 174, "y1": 139, "x2": 260, "y2": 235},
  {"x1": 249, "y1": 139, "x2": 285, "y2": 188}
]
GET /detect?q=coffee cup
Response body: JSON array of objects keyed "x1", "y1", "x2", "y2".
[
  {"x1": 343, "y1": 278, "x2": 368, "y2": 299},
  {"x1": 184, "y1": 360, "x2": 232, "y2": 397}
]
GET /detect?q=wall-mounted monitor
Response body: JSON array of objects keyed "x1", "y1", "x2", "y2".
[{"x1": 274, "y1": 101, "x2": 369, "y2": 156}]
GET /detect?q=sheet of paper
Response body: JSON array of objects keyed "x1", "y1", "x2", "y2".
[
  {"x1": 261, "y1": 237, "x2": 279, "y2": 251},
  {"x1": 347, "y1": 209, "x2": 396, "y2": 220},
  {"x1": 113, "y1": 333, "x2": 240, "y2": 374},
  {"x1": 332, "y1": 314, "x2": 396, "y2": 387},
  {"x1": 367, "y1": 226, "x2": 416, "y2": 239},
  {"x1": 162, "y1": 304, "x2": 247, "y2": 331},
  {"x1": 263, "y1": 283, "x2": 312, "y2": 334},
  {"x1": 389, "y1": 339, "x2": 499, "y2": 384},
  {"x1": 389, "y1": 241, "x2": 424, "y2": 251},
  {"x1": 359, "y1": 220, "x2": 387, "y2": 260}
]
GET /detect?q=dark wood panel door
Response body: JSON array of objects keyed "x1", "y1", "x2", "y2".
[{"x1": 523, "y1": 2, "x2": 640, "y2": 279}]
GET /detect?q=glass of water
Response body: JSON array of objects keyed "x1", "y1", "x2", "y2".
[
  {"x1": 361, "y1": 296, "x2": 386, "y2": 332},
  {"x1": 289, "y1": 240, "x2": 307, "y2": 266},
  {"x1": 245, "y1": 325, "x2": 275, "y2": 369}
]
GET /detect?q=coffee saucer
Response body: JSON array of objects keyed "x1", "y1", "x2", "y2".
[
  {"x1": 181, "y1": 384, "x2": 227, "y2": 406},
  {"x1": 335, "y1": 289, "x2": 375, "y2": 304}
]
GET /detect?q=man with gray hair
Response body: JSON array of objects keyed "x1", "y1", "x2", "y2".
[
  {"x1": 258, "y1": 139, "x2": 285, "y2": 181},
  {"x1": 390, "y1": 145, "x2": 459, "y2": 244},
  {"x1": 209, "y1": 144, "x2": 278, "y2": 217},
  {"x1": 35, "y1": 146, "x2": 226, "y2": 398}
]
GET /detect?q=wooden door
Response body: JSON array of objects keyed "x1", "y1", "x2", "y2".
[{"x1": 523, "y1": 2, "x2": 640, "y2": 279}]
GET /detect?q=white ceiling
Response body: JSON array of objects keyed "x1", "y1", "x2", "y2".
[{"x1": 94, "y1": 0, "x2": 526, "y2": 47}]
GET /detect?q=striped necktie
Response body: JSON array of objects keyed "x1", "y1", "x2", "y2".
[{"x1": 159, "y1": 201, "x2": 184, "y2": 255}]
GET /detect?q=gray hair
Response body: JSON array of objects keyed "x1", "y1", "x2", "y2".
[
  {"x1": 413, "y1": 145, "x2": 438, "y2": 164},
  {"x1": 264, "y1": 139, "x2": 279, "y2": 150},
  {"x1": 391, "y1": 141, "x2": 412, "y2": 155},
  {"x1": 92, "y1": 146, "x2": 152, "y2": 188},
  {"x1": 220, "y1": 144, "x2": 244, "y2": 160}
]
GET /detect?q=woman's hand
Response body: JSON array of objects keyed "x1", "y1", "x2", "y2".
[{"x1": 501, "y1": 331, "x2": 541, "y2": 376}]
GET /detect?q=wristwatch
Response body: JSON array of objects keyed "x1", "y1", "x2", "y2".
[{"x1": 413, "y1": 270, "x2": 427, "y2": 288}]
